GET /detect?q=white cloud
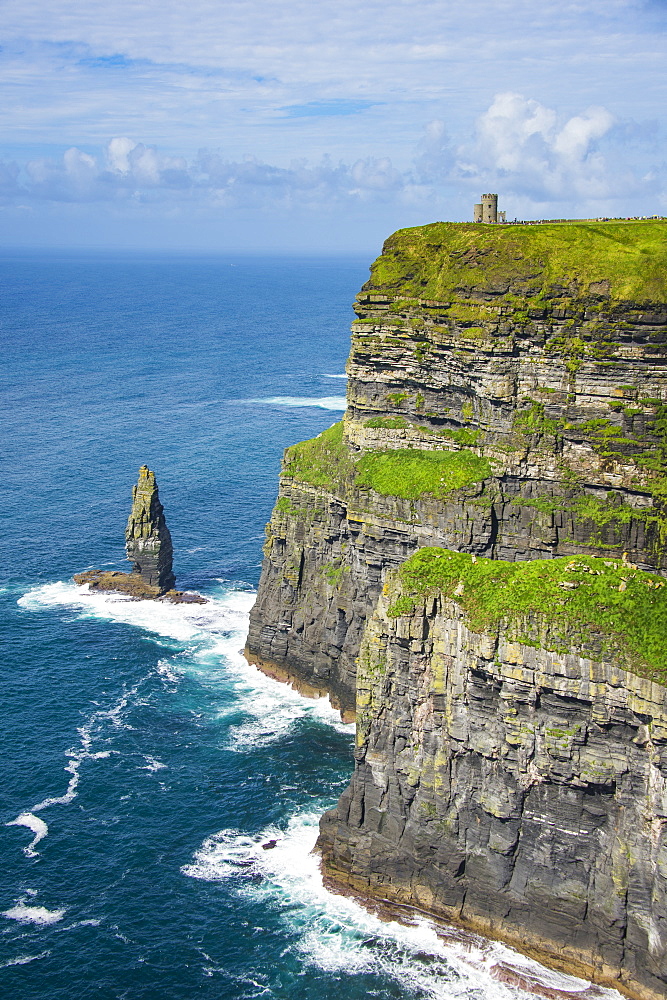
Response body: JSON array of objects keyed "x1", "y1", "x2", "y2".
[
  {"x1": 4, "y1": 140, "x2": 415, "y2": 209},
  {"x1": 0, "y1": 92, "x2": 663, "y2": 249},
  {"x1": 0, "y1": 0, "x2": 663, "y2": 168},
  {"x1": 457, "y1": 92, "x2": 619, "y2": 201},
  {"x1": 106, "y1": 137, "x2": 136, "y2": 174},
  {"x1": 553, "y1": 108, "x2": 615, "y2": 162}
]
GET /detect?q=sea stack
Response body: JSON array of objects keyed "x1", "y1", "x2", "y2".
[
  {"x1": 74, "y1": 467, "x2": 204, "y2": 602},
  {"x1": 125, "y1": 465, "x2": 176, "y2": 594}
]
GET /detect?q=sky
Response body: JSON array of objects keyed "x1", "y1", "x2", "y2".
[{"x1": 1, "y1": 0, "x2": 665, "y2": 252}]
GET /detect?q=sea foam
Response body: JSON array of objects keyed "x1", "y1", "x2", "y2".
[
  {"x1": 253, "y1": 395, "x2": 346, "y2": 410},
  {"x1": 223, "y1": 650, "x2": 353, "y2": 751},
  {"x1": 6, "y1": 813, "x2": 49, "y2": 858},
  {"x1": 3, "y1": 902, "x2": 66, "y2": 926},
  {"x1": 183, "y1": 807, "x2": 623, "y2": 1000},
  {"x1": 18, "y1": 580, "x2": 255, "y2": 646},
  {"x1": 0, "y1": 951, "x2": 51, "y2": 968}
]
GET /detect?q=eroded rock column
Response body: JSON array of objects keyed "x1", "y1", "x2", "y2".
[{"x1": 125, "y1": 465, "x2": 175, "y2": 593}]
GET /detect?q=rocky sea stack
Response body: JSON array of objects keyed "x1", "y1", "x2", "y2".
[
  {"x1": 246, "y1": 219, "x2": 667, "y2": 999},
  {"x1": 75, "y1": 465, "x2": 205, "y2": 603},
  {"x1": 125, "y1": 464, "x2": 176, "y2": 593}
]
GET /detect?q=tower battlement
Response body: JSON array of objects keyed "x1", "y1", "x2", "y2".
[{"x1": 473, "y1": 193, "x2": 505, "y2": 223}]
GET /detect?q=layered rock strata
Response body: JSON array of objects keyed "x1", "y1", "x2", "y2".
[
  {"x1": 317, "y1": 553, "x2": 667, "y2": 1000},
  {"x1": 246, "y1": 219, "x2": 667, "y2": 995},
  {"x1": 74, "y1": 465, "x2": 202, "y2": 603},
  {"x1": 125, "y1": 464, "x2": 175, "y2": 593},
  {"x1": 246, "y1": 221, "x2": 667, "y2": 716}
]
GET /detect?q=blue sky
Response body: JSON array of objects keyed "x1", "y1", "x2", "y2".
[{"x1": 0, "y1": 0, "x2": 665, "y2": 251}]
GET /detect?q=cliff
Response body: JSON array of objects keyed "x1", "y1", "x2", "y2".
[
  {"x1": 245, "y1": 219, "x2": 667, "y2": 994},
  {"x1": 246, "y1": 220, "x2": 667, "y2": 716},
  {"x1": 318, "y1": 549, "x2": 667, "y2": 1000}
]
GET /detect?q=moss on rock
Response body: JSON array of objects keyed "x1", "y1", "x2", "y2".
[{"x1": 391, "y1": 547, "x2": 667, "y2": 681}]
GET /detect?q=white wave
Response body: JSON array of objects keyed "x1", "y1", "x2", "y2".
[
  {"x1": 183, "y1": 808, "x2": 622, "y2": 1000},
  {"x1": 0, "y1": 951, "x2": 50, "y2": 968},
  {"x1": 156, "y1": 658, "x2": 183, "y2": 684},
  {"x1": 3, "y1": 903, "x2": 65, "y2": 926},
  {"x1": 223, "y1": 651, "x2": 353, "y2": 752},
  {"x1": 140, "y1": 755, "x2": 167, "y2": 772},
  {"x1": 253, "y1": 396, "x2": 346, "y2": 410},
  {"x1": 322, "y1": 373, "x2": 347, "y2": 379},
  {"x1": 55, "y1": 919, "x2": 101, "y2": 934},
  {"x1": 18, "y1": 581, "x2": 255, "y2": 646},
  {"x1": 6, "y1": 813, "x2": 49, "y2": 858}
]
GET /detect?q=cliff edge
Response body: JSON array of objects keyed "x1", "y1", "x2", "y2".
[
  {"x1": 318, "y1": 549, "x2": 667, "y2": 999},
  {"x1": 247, "y1": 219, "x2": 667, "y2": 716},
  {"x1": 246, "y1": 219, "x2": 667, "y2": 995}
]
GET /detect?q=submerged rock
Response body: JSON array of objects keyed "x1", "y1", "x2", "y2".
[{"x1": 125, "y1": 465, "x2": 176, "y2": 593}]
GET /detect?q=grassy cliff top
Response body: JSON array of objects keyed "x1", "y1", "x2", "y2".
[
  {"x1": 389, "y1": 547, "x2": 667, "y2": 682},
  {"x1": 364, "y1": 220, "x2": 667, "y2": 304}
]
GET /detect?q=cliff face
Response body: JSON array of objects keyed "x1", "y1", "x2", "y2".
[
  {"x1": 246, "y1": 221, "x2": 667, "y2": 715},
  {"x1": 246, "y1": 219, "x2": 667, "y2": 995},
  {"x1": 317, "y1": 551, "x2": 667, "y2": 1000}
]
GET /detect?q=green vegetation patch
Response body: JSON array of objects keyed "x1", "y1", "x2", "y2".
[
  {"x1": 513, "y1": 401, "x2": 563, "y2": 437},
  {"x1": 386, "y1": 391, "x2": 409, "y2": 405},
  {"x1": 282, "y1": 422, "x2": 492, "y2": 501},
  {"x1": 356, "y1": 448, "x2": 491, "y2": 500},
  {"x1": 367, "y1": 220, "x2": 667, "y2": 304},
  {"x1": 282, "y1": 422, "x2": 355, "y2": 489},
  {"x1": 439, "y1": 427, "x2": 481, "y2": 446},
  {"x1": 392, "y1": 547, "x2": 667, "y2": 681},
  {"x1": 323, "y1": 561, "x2": 346, "y2": 586},
  {"x1": 364, "y1": 416, "x2": 411, "y2": 429}
]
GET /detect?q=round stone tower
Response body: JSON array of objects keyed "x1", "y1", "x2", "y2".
[
  {"x1": 481, "y1": 193, "x2": 498, "y2": 224},
  {"x1": 473, "y1": 202, "x2": 483, "y2": 222}
]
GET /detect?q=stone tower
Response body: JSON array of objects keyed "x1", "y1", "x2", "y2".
[
  {"x1": 125, "y1": 465, "x2": 175, "y2": 593},
  {"x1": 481, "y1": 193, "x2": 498, "y2": 223}
]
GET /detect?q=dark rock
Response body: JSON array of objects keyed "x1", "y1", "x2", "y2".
[
  {"x1": 125, "y1": 464, "x2": 175, "y2": 593},
  {"x1": 247, "y1": 220, "x2": 667, "y2": 998}
]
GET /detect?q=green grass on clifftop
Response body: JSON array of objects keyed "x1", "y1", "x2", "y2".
[
  {"x1": 390, "y1": 547, "x2": 667, "y2": 681},
  {"x1": 367, "y1": 220, "x2": 667, "y2": 303},
  {"x1": 282, "y1": 422, "x2": 491, "y2": 500}
]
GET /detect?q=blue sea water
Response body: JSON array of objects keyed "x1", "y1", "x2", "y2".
[{"x1": 0, "y1": 252, "x2": 621, "y2": 1000}]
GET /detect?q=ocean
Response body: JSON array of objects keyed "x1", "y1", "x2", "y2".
[{"x1": 0, "y1": 252, "x2": 621, "y2": 1000}]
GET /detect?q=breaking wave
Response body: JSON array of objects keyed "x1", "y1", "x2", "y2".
[
  {"x1": 183, "y1": 808, "x2": 622, "y2": 1000},
  {"x1": 253, "y1": 396, "x2": 346, "y2": 410}
]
